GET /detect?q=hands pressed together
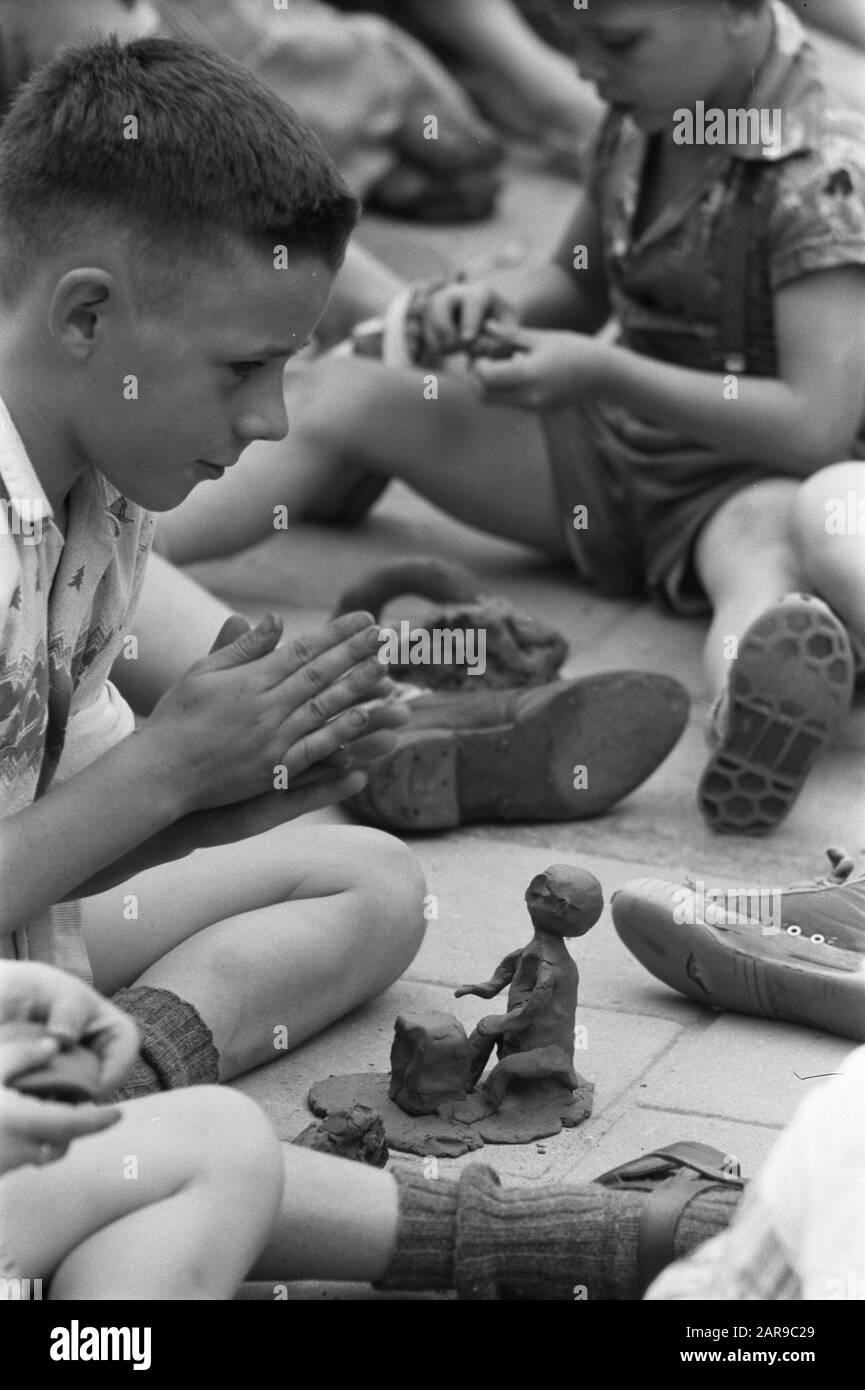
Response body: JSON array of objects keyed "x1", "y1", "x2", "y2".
[{"x1": 139, "y1": 608, "x2": 411, "y2": 856}]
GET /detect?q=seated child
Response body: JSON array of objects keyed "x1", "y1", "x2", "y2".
[
  {"x1": 159, "y1": 0, "x2": 865, "y2": 837},
  {"x1": 0, "y1": 34, "x2": 427, "y2": 1096},
  {"x1": 4, "y1": 960, "x2": 861, "y2": 1301}
]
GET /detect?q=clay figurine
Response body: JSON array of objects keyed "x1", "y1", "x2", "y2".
[
  {"x1": 308, "y1": 865, "x2": 602, "y2": 1157},
  {"x1": 445, "y1": 863, "x2": 603, "y2": 1122}
]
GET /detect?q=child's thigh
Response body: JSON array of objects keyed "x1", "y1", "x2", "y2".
[
  {"x1": 0, "y1": 1087, "x2": 265, "y2": 1282},
  {"x1": 81, "y1": 820, "x2": 416, "y2": 995},
  {"x1": 694, "y1": 477, "x2": 801, "y2": 594}
]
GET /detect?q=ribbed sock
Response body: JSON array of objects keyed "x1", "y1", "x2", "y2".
[
  {"x1": 379, "y1": 1164, "x2": 741, "y2": 1300},
  {"x1": 110, "y1": 985, "x2": 220, "y2": 1099}
]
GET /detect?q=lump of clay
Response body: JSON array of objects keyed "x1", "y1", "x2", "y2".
[
  {"x1": 292, "y1": 1104, "x2": 389, "y2": 1167},
  {"x1": 389, "y1": 1012, "x2": 473, "y2": 1116},
  {"x1": 333, "y1": 558, "x2": 568, "y2": 690}
]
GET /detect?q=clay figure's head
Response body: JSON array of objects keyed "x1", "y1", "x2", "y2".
[{"x1": 525, "y1": 865, "x2": 604, "y2": 938}]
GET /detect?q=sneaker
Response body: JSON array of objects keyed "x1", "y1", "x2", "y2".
[
  {"x1": 345, "y1": 671, "x2": 689, "y2": 831},
  {"x1": 611, "y1": 850, "x2": 865, "y2": 1041},
  {"x1": 699, "y1": 594, "x2": 855, "y2": 835}
]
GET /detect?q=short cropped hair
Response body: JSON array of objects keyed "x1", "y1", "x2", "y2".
[{"x1": 0, "y1": 36, "x2": 359, "y2": 307}]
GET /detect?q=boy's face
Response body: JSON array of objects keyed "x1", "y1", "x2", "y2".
[
  {"x1": 71, "y1": 240, "x2": 333, "y2": 512},
  {"x1": 568, "y1": 0, "x2": 764, "y2": 133}
]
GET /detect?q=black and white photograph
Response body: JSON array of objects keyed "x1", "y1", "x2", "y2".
[{"x1": 0, "y1": 0, "x2": 863, "y2": 1351}]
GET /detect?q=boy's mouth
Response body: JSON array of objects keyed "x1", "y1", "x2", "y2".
[{"x1": 195, "y1": 460, "x2": 226, "y2": 479}]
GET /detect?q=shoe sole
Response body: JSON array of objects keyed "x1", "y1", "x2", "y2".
[
  {"x1": 612, "y1": 878, "x2": 865, "y2": 1043},
  {"x1": 699, "y1": 597, "x2": 854, "y2": 836},
  {"x1": 348, "y1": 672, "x2": 688, "y2": 831}
]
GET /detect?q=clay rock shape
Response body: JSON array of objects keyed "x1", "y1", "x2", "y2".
[
  {"x1": 389, "y1": 1011, "x2": 473, "y2": 1116},
  {"x1": 292, "y1": 1105, "x2": 389, "y2": 1167}
]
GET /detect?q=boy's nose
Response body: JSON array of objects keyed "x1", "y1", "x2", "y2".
[{"x1": 235, "y1": 382, "x2": 289, "y2": 444}]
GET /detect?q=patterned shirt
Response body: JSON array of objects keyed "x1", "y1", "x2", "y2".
[
  {"x1": 0, "y1": 394, "x2": 155, "y2": 975},
  {"x1": 553, "y1": 0, "x2": 865, "y2": 443}
]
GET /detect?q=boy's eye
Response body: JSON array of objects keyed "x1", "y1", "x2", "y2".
[
  {"x1": 229, "y1": 362, "x2": 265, "y2": 379},
  {"x1": 603, "y1": 37, "x2": 638, "y2": 54}
]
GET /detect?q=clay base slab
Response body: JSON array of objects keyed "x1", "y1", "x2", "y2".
[{"x1": 308, "y1": 1073, "x2": 594, "y2": 1158}]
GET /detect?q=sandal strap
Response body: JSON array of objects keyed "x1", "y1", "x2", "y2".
[
  {"x1": 595, "y1": 1141, "x2": 743, "y2": 1190},
  {"x1": 637, "y1": 1175, "x2": 720, "y2": 1295}
]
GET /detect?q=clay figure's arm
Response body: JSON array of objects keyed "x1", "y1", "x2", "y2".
[{"x1": 455, "y1": 948, "x2": 523, "y2": 1000}]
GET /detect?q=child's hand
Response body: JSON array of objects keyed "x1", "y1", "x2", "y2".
[
  {"x1": 206, "y1": 621, "x2": 411, "y2": 784},
  {"x1": 140, "y1": 611, "x2": 394, "y2": 816},
  {"x1": 0, "y1": 1040, "x2": 121, "y2": 1175},
  {"x1": 0, "y1": 962, "x2": 137, "y2": 1175},
  {"x1": 471, "y1": 324, "x2": 608, "y2": 410},
  {"x1": 419, "y1": 280, "x2": 519, "y2": 360},
  {"x1": 0, "y1": 961, "x2": 140, "y2": 1094}
]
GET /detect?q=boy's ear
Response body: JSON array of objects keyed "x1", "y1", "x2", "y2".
[{"x1": 48, "y1": 269, "x2": 116, "y2": 360}]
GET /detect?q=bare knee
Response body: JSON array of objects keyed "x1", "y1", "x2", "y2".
[
  {"x1": 696, "y1": 481, "x2": 799, "y2": 596},
  {"x1": 170, "y1": 1087, "x2": 283, "y2": 1208},
  {"x1": 791, "y1": 461, "x2": 865, "y2": 554},
  {"x1": 348, "y1": 828, "x2": 427, "y2": 981}
]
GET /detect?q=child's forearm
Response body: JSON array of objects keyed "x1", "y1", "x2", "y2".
[
  {"x1": 595, "y1": 346, "x2": 848, "y2": 474},
  {"x1": 0, "y1": 730, "x2": 184, "y2": 936},
  {"x1": 490, "y1": 262, "x2": 608, "y2": 335}
]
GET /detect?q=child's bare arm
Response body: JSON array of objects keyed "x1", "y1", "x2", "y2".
[
  {"x1": 474, "y1": 266, "x2": 865, "y2": 473},
  {"x1": 593, "y1": 266, "x2": 865, "y2": 470},
  {"x1": 514, "y1": 189, "x2": 611, "y2": 332},
  {"x1": 421, "y1": 190, "x2": 610, "y2": 356},
  {"x1": 0, "y1": 613, "x2": 394, "y2": 935}
]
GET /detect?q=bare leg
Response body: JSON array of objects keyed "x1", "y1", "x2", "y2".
[
  {"x1": 791, "y1": 461, "x2": 865, "y2": 652},
  {"x1": 81, "y1": 823, "x2": 426, "y2": 1080},
  {"x1": 158, "y1": 356, "x2": 567, "y2": 565},
  {"x1": 695, "y1": 480, "x2": 802, "y2": 698},
  {"x1": 251, "y1": 1145, "x2": 400, "y2": 1285},
  {"x1": 0, "y1": 1088, "x2": 282, "y2": 1299}
]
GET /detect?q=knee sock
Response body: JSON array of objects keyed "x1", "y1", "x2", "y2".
[
  {"x1": 110, "y1": 985, "x2": 220, "y2": 1100},
  {"x1": 378, "y1": 1165, "x2": 741, "y2": 1300}
]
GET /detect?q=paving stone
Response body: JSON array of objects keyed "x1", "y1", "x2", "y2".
[
  {"x1": 640, "y1": 1014, "x2": 857, "y2": 1126},
  {"x1": 543, "y1": 1106, "x2": 783, "y2": 1185}
]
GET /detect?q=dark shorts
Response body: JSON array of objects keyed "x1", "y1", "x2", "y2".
[{"x1": 541, "y1": 400, "x2": 791, "y2": 616}]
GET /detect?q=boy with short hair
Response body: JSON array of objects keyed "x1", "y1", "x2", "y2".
[
  {"x1": 0, "y1": 34, "x2": 428, "y2": 1095},
  {"x1": 164, "y1": 0, "x2": 865, "y2": 838}
]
